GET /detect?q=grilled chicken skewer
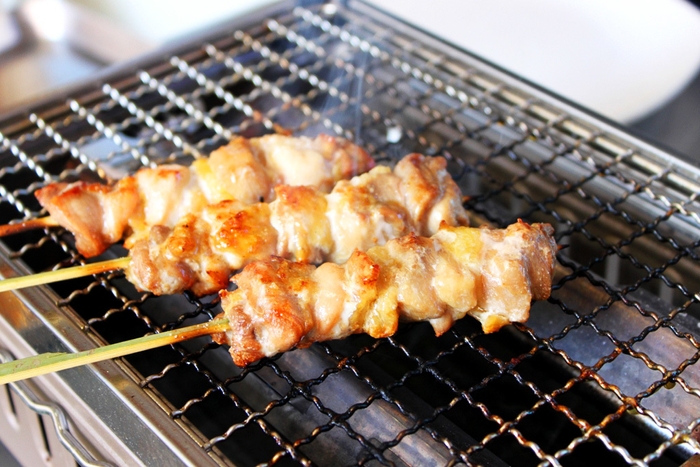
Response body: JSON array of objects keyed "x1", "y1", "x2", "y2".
[
  {"x1": 0, "y1": 220, "x2": 556, "y2": 385},
  {"x1": 4, "y1": 134, "x2": 374, "y2": 258},
  {"x1": 126, "y1": 153, "x2": 468, "y2": 295},
  {"x1": 0, "y1": 153, "x2": 468, "y2": 296},
  {"x1": 214, "y1": 221, "x2": 557, "y2": 366}
]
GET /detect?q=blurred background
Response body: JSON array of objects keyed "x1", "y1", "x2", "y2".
[{"x1": 1, "y1": 0, "x2": 700, "y2": 161}]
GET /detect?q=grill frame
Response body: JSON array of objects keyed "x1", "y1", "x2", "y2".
[{"x1": 0, "y1": 1, "x2": 699, "y2": 465}]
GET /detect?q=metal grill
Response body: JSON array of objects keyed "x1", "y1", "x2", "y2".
[{"x1": 0, "y1": 1, "x2": 700, "y2": 465}]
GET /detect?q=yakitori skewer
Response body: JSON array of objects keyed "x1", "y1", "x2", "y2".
[
  {"x1": 1, "y1": 134, "x2": 374, "y2": 258},
  {"x1": 0, "y1": 154, "x2": 468, "y2": 296},
  {"x1": 0, "y1": 220, "x2": 557, "y2": 385}
]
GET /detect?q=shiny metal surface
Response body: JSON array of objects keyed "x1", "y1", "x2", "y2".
[
  {"x1": 0, "y1": 0, "x2": 154, "y2": 113},
  {"x1": 0, "y1": 349, "x2": 114, "y2": 467},
  {"x1": 0, "y1": 242, "x2": 229, "y2": 465}
]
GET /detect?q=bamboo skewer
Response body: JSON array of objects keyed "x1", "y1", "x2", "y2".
[
  {"x1": 0, "y1": 216, "x2": 59, "y2": 236},
  {"x1": 0, "y1": 317, "x2": 230, "y2": 385},
  {"x1": 0, "y1": 257, "x2": 130, "y2": 293}
]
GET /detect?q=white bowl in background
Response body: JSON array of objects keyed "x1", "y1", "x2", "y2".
[{"x1": 369, "y1": 0, "x2": 700, "y2": 123}]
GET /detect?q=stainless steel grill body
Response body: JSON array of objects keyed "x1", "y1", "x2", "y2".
[{"x1": 0, "y1": 1, "x2": 699, "y2": 465}]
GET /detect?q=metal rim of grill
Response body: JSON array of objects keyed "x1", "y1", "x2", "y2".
[{"x1": 0, "y1": 1, "x2": 700, "y2": 466}]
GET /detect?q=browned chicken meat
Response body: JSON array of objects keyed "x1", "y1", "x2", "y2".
[
  {"x1": 126, "y1": 153, "x2": 469, "y2": 296},
  {"x1": 213, "y1": 221, "x2": 557, "y2": 366},
  {"x1": 34, "y1": 134, "x2": 374, "y2": 257}
]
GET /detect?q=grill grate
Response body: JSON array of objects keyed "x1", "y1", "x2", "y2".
[{"x1": 1, "y1": 1, "x2": 700, "y2": 465}]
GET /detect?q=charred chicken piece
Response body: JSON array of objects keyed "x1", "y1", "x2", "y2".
[
  {"x1": 126, "y1": 153, "x2": 469, "y2": 296},
  {"x1": 35, "y1": 134, "x2": 374, "y2": 257},
  {"x1": 214, "y1": 221, "x2": 557, "y2": 366}
]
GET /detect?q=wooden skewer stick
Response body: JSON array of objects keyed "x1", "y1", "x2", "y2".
[
  {"x1": 0, "y1": 257, "x2": 130, "y2": 293},
  {"x1": 0, "y1": 317, "x2": 230, "y2": 385},
  {"x1": 0, "y1": 216, "x2": 59, "y2": 236}
]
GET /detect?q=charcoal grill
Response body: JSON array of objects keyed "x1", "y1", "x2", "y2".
[{"x1": 0, "y1": 1, "x2": 699, "y2": 465}]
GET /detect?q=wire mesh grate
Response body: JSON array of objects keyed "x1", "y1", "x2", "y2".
[{"x1": 0, "y1": 1, "x2": 699, "y2": 465}]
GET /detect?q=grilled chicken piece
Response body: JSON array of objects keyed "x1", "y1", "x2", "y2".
[
  {"x1": 127, "y1": 153, "x2": 469, "y2": 296},
  {"x1": 213, "y1": 221, "x2": 557, "y2": 366},
  {"x1": 34, "y1": 134, "x2": 374, "y2": 258}
]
